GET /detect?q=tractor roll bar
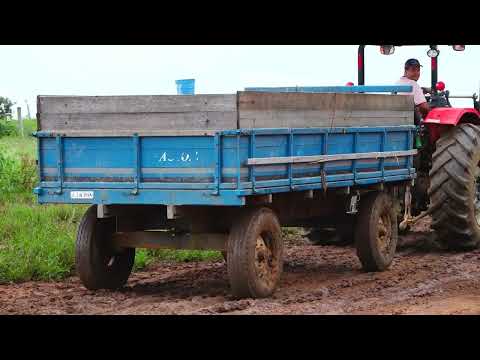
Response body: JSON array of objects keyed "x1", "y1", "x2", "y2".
[
  {"x1": 358, "y1": 45, "x2": 445, "y2": 96},
  {"x1": 430, "y1": 46, "x2": 438, "y2": 95},
  {"x1": 358, "y1": 45, "x2": 365, "y2": 86}
]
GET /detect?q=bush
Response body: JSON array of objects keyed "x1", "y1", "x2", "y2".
[
  {"x1": 0, "y1": 146, "x2": 38, "y2": 200},
  {"x1": 0, "y1": 118, "x2": 19, "y2": 137}
]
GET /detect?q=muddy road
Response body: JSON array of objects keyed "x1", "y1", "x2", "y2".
[{"x1": 2, "y1": 217, "x2": 480, "y2": 315}]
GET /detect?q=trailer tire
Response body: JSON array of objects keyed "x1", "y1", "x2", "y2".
[
  {"x1": 227, "y1": 207, "x2": 283, "y2": 299},
  {"x1": 355, "y1": 192, "x2": 397, "y2": 272},
  {"x1": 429, "y1": 123, "x2": 480, "y2": 250},
  {"x1": 76, "y1": 205, "x2": 135, "y2": 290}
]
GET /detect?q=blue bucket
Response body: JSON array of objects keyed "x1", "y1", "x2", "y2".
[{"x1": 176, "y1": 79, "x2": 195, "y2": 95}]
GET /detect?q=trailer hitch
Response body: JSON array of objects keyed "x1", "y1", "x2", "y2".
[{"x1": 399, "y1": 185, "x2": 434, "y2": 231}]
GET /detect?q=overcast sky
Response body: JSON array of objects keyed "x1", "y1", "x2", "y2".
[{"x1": 1, "y1": 45, "x2": 479, "y2": 117}]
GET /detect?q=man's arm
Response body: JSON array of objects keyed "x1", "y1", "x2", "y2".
[
  {"x1": 417, "y1": 102, "x2": 430, "y2": 118},
  {"x1": 413, "y1": 83, "x2": 430, "y2": 118}
]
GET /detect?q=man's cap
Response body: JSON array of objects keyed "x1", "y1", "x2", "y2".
[{"x1": 405, "y1": 58, "x2": 422, "y2": 69}]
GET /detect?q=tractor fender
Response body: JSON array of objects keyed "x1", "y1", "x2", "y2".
[
  {"x1": 424, "y1": 108, "x2": 480, "y2": 144},
  {"x1": 424, "y1": 107, "x2": 480, "y2": 126}
]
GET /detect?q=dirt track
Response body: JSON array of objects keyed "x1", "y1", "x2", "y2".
[{"x1": 2, "y1": 217, "x2": 480, "y2": 315}]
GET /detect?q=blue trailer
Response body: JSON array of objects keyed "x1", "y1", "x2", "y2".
[{"x1": 34, "y1": 86, "x2": 416, "y2": 298}]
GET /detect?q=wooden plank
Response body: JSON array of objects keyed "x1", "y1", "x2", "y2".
[
  {"x1": 238, "y1": 91, "x2": 414, "y2": 128},
  {"x1": 246, "y1": 149, "x2": 418, "y2": 166},
  {"x1": 331, "y1": 115, "x2": 412, "y2": 127},
  {"x1": 39, "y1": 111, "x2": 237, "y2": 132},
  {"x1": 239, "y1": 91, "x2": 337, "y2": 111},
  {"x1": 238, "y1": 91, "x2": 413, "y2": 111},
  {"x1": 38, "y1": 95, "x2": 237, "y2": 114},
  {"x1": 333, "y1": 93, "x2": 414, "y2": 111},
  {"x1": 239, "y1": 110, "x2": 332, "y2": 128},
  {"x1": 240, "y1": 110, "x2": 412, "y2": 128}
]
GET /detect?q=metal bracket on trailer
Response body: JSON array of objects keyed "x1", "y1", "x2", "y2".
[
  {"x1": 167, "y1": 205, "x2": 181, "y2": 220},
  {"x1": 131, "y1": 134, "x2": 141, "y2": 196},
  {"x1": 97, "y1": 205, "x2": 108, "y2": 219},
  {"x1": 346, "y1": 191, "x2": 360, "y2": 214},
  {"x1": 55, "y1": 135, "x2": 64, "y2": 195},
  {"x1": 212, "y1": 133, "x2": 222, "y2": 196},
  {"x1": 321, "y1": 169, "x2": 328, "y2": 193},
  {"x1": 305, "y1": 189, "x2": 314, "y2": 199}
]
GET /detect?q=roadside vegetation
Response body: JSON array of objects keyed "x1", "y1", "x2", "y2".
[{"x1": 0, "y1": 117, "x2": 221, "y2": 284}]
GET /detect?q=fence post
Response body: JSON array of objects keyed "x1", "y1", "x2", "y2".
[{"x1": 17, "y1": 107, "x2": 24, "y2": 137}]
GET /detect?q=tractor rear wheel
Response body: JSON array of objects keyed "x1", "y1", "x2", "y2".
[{"x1": 428, "y1": 123, "x2": 480, "y2": 250}]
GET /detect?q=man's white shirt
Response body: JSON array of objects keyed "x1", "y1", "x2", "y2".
[{"x1": 395, "y1": 76, "x2": 427, "y2": 105}]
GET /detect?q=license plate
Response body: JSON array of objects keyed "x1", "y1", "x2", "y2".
[{"x1": 70, "y1": 191, "x2": 94, "y2": 200}]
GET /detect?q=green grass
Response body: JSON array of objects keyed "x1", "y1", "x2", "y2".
[
  {"x1": 0, "y1": 121, "x2": 222, "y2": 283},
  {"x1": 0, "y1": 202, "x2": 82, "y2": 283},
  {"x1": 134, "y1": 249, "x2": 223, "y2": 271},
  {"x1": 0, "y1": 135, "x2": 36, "y2": 159},
  {"x1": 0, "y1": 118, "x2": 37, "y2": 139},
  {"x1": 0, "y1": 136, "x2": 37, "y2": 203},
  {"x1": 22, "y1": 118, "x2": 38, "y2": 138}
]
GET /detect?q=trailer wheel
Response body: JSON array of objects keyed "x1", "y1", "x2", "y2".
[
  {"x1": 355, "y1": 192, "x2": 397, "y2": 272},
  {"x1": 428, "y1": 123, "x2": 480, "y2": 250},
  {"x1": 76, "y1": 205, "x2": 135, "y2": 290},
  {"x1": 227, "y1": 207, "x2": 283, "y2": 299}
]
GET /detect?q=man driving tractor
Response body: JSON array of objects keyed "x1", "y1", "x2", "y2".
[{"x1": 395, "y1": 58, "x2": 430, "y2": 119}]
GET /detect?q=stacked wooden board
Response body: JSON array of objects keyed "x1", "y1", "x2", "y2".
[{"x1": 37, "y1": 91, "x2": 414, "y2": 135}]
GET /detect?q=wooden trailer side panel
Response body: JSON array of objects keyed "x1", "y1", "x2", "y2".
[
  {"x1": 37, "y1": 92, "x2": 415, "y2": 136},
  {"x1": 37, "y1": 95, "x2": 238, "y2": 135},
  {"x1": 237, "y1": 91, "x2": 414, "y2": 128}
]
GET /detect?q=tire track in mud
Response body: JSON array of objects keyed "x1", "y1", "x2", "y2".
[{"x1": 2, "y1": 218, "x2": 480, "y2": 315}]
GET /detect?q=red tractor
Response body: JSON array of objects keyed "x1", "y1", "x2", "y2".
[{"x1": 358, "y1": 45, "x2": 480, "y2": 250}]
